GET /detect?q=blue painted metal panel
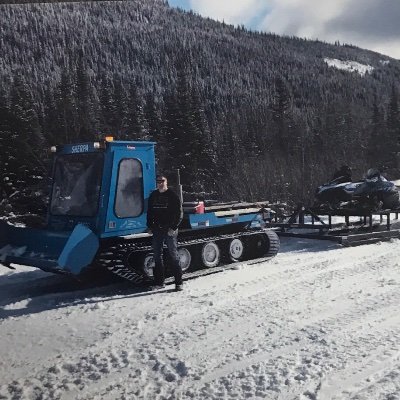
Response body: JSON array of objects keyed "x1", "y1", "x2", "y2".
[
  {"x1": 58, "y1": 224, "x2": 99, "y2": 274},
  {"x1": 0, "y1": 222, "x2": 98, "y2": 274},
  {"x1": 0, "y1": 220, "x2": 70, "y2": 269},
  {"x1": 97, "y1": 147, "x2": 115, "y2": 235},
  {"x1": 47, "y1": 216, "x2": 98, "y2": 234},
  {"x1": 189, "y1": 212, "x2": 264, "y2": 229},
  {"x1": 57, "y1": 142, "x2": 102, "y2": 155},
  {"x1": 103, "y1": 141, "x2": 156, "y2": 237}
]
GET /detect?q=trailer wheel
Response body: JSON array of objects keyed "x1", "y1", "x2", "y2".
[
  {"x1": 228, "y1": 238, "x2": 245, "y2": 261},
  {"x1": 178, "y1": 247, "x2": 192, "y2": 272},
  {"x1": 201, "y1": 242, "x2": 220, "y2": 268}
]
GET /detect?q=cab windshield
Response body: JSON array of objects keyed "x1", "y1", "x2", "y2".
[{"x1": 50, "y1": 153, "x2": 103, "y2": 217}]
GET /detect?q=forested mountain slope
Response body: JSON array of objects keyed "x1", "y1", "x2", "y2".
[{"x1": 1, "y1": 0, "x2": 400, "y2": 216}]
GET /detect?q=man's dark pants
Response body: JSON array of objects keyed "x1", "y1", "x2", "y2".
[{"x1": 152, "y1": 229, "x2": 182, "y2": 286}]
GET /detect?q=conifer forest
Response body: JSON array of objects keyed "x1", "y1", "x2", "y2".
[{"x1": 1, "y1": 0, "x2": 400, "y2": 218}]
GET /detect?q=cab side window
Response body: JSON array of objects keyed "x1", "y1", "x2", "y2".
[{"x1": 115, "y1": 159, "x2": 144, "y2": 218}]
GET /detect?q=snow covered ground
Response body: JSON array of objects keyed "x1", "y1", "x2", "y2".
[{"x1": 1, "y1": 237, "x2": 400, "y2": 400}]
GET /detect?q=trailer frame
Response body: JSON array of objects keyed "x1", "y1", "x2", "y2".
[{"x1": 268, "y1": 205, "x2": 400, "y2": 246}]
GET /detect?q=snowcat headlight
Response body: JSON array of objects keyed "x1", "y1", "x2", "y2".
[
  {"x1": 93, "y1": 142, "x2": 100, "y2": 149},
  {"x1": 50, "y1": 146, "x2": 57, "y2": 153}
]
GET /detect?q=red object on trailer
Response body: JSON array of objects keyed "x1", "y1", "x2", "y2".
[{"x1": 194, "y1": 201, "x2": 205, "y2": 214}]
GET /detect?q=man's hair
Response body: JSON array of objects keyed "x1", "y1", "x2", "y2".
[{"x1": 156, "y1": 174, "x2": 167, "y2": 180}]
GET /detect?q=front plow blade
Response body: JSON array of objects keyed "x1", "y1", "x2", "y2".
[{"x1": 0, "y1": 221, "x2": 99, "y2": 275}]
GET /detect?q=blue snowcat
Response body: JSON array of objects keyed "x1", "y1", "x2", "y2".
[{"x1": 0, "y1": 139, "x2": 279, "y2": 283}]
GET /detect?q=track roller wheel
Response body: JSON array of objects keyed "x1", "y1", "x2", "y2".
[
  {"x1": 126, "y1": 250, "x2": 155, "y2": 282},
  {"x1": 227, "y1": 237, "x2": 246, "y2": 262},
  {"x1": 178, "y1": 247, "x2": 192, "y2": 272},
  {"x1": 140, "y1": 252, "x2": 155, "y2": 279},
  {"x1": 200, "y1": 241, "x2": 221, "y2": 268}
]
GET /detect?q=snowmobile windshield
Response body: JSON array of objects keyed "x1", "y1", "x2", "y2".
[{"x1": 50, "y1": 153, "x2": 104, "y2": 217}]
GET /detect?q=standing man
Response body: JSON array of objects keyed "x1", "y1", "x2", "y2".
[{"x1": 147, "y1": 174, "x2": 183, "y2": 291}]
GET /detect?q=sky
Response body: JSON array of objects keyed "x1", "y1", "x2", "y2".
[{"x1": 168, "y1": 0, "x2": 400, "y2": 59}]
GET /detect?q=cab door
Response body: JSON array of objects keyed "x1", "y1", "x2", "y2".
[{"x1": 103, "y1": 144, "x2": 155, "y2": 236}]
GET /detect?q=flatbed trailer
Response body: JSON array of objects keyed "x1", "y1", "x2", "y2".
[{"x1": 269, "y1": 206, "x2": 400, "y2": 246}]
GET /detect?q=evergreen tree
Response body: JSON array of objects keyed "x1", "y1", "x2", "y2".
[
  {"x1": 367, "y1": 93, "x2": 385, "y2": 167},
  {"x1": 160, "y1": 88, "x2": 179, "y2": 172},
  {"x1": 42, "y1": 87, "x2": 57, "y2": 144},
  {"x1": 270, "y1": 76, "x2": 292, "y2": 154},
  {"x1": 144, "y1": 92, "x2": 161, "y2": 142},
  {"x1": 0, "y1": 94, "x2": 15, "y2": 211},
  {"x1": 160, "y1": 59, "x2": 218, "y2": 193},
  {"x1": 216, "y1": 117, "x2": 238, "y2": 178},
  {"x1": 53, "y1": 68, "x2": 78, "y2": 144},
  {"x1": 126, "y1": 83, "x2": 147, "y2": 140},
  {"x1": 99, "y1": 74, "x2": 116, "y2": 135},
  {"x1": 112, "y1": 76, "x2": 128, "y2": 138},
  {"x1": 8, "y1": 76, "x2": 47, "y2": 215},
  {"x1": 385, "y1": 84, "x2": 400, "y2": 175},
  {"x1": 75, "y1": 53, "x2": 95, "y2": 140},
  {"x1": 188, "y1": 87, "x2": 217, "y2": 192}
]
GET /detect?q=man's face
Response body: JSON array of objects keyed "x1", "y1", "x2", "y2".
[{"x1": 156, "y1": 176, "x2": 168, "y2": 192}]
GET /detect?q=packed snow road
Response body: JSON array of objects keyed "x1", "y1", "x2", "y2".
[{"x1": 0, "y1": 238, "x2": 400, "y2": 400}]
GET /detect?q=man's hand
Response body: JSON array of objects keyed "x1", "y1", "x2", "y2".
[{"x1": 167, "y1": 228, "x2": 177, "y2": 236}]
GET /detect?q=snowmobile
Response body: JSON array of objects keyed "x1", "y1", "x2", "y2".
[
  {"x1": 314, "y1": 169, "x2": 400, "y2": 212},
  {"x1": 352, "y1": 170, "x2": 400, "y2": 211}
]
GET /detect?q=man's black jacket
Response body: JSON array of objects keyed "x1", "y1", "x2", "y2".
[{"x1": 146, "y1": 189, "x2": 183, "y2": 231}]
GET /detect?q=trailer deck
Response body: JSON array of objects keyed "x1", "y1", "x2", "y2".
[{"x1": 269, "y1": 207, "x2": 400, "y2": 246}]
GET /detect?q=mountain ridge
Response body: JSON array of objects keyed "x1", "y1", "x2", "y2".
[{"x1": 0, "y1": 0, "x2": 399, "y2": 216}]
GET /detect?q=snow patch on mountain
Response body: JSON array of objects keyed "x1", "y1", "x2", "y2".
[{"x1": 324, "y1": 58, "x2": 374, "y2": 76}]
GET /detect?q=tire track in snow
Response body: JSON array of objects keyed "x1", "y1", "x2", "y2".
[
  {"x1": 183, "y1": 308, "x2": 400, "y2": 400},
  {"x1": 61, "y1": 242, "x2": 400, "y2": 398},
  {"x1": 181, "y1": 292, "x2": 400, "y2": 394},
  {"x1": 317, "y1": 347, "x2": 400, "y2": 399},
  {"x1": 168, "y1": 243, "x2": 400, "y2": 398}
]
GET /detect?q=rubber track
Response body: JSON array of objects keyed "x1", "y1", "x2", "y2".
[
  {"x1": 96, "y1": 229, "x2": 280, "y2": 284},
  {"x1": 264, "y1": 229, "x2": 280, "y2": 257}
]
